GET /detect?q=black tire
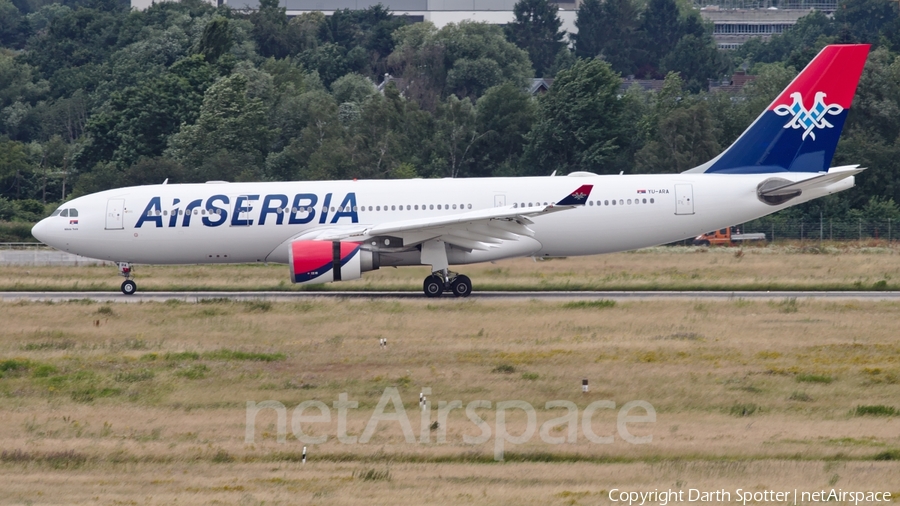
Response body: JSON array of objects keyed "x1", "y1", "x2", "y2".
[
  {"x1": 423, "y1": 275, "x2": 444, "y2": 298},
  {"x1": 121, "y1": 279, "x2": 137, "y2": 295},
  {"x1": 451, "y1": 275, "x2": 472, "y2": 298}
]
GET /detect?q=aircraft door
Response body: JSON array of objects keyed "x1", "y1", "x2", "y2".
[
  {"x1": 674, "y1": 184, "x2": 694, "y2": 215},
  {"x1": 494, "y1": 194, "x2": 506, "y2": 207},
  {"x1": 105, "y1": 199, "x2": 124, "y2": 230}
]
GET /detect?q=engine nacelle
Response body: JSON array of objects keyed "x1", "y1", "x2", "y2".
[{"x1": 289, "y1": 241, "x2": 379, "y2": 284}]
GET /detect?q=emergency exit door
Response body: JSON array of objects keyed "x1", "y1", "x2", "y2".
[
  {"x1": 494, "y1": 194, "x2": 506, "y2": 207},
  {"x1": 674, "y1": 184, "x2": 694, "y2": 215},
  {"x1": 105, "y1": 199, "x2": 124, "y2": 230}
]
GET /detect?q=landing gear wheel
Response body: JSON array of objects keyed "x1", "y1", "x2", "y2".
[
  {"x1": 121, "y1": 279, "x2": 137, "y2": 295},
  {"x1": 423, "y1": 275, "x2": 444, "y2": 298},
  {"x1": 451, "y1": 275, "x2": 472, "y2": 298}
]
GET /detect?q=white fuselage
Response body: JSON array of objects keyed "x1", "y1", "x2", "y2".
[{"x1": 32, "y1": 173, "x2": 852, "y2": 266}]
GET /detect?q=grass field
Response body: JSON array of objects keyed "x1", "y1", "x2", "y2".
[
  {"x1": 2, "y1": 243, "x2": 900, "y2": 292},
  {"x1": 1, "y1": 296, "x2": 898, "y2": 504}
]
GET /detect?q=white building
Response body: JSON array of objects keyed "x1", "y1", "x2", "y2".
[{"x1": 130, "y1": 0, "x2": 581, "y2": 35}]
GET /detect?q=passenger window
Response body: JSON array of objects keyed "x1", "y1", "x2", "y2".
[
  {"x1": 60, "y1": 209, "x2": 69, "y2": 217},
  {"x1": 612, "y1": 200, "x2": 616, "y2": 206},
  {"x1": 627, "y1": 199, "x2": 632, "y2": 205},
  {"x1": 619, "y1": 200, "x2": 624, "y2": 205},
  {"x1": 163, "y1": 210, "x2": 168, "y2": 216},
  {"x1": 193, "y1": 209, "x2": 198, "y2": 215},
  {"x1": 468, "y1": 204, "x2": 472, "y2": 209},
  {"x1": 642, "y1": 198, "x2": 647, "y2": 204},
  {"x1": 650, "y1": 198, "x2": 655, "y2": 204},
  {"x1": 589, "y1": 201, "x2": 593, "y2": 206},
  {"x1": 391, "y1": 205, "x2": 396, "y2": 211},
  {"x1": 407, "y1": 205, "x2": 411, "y2": 211}
]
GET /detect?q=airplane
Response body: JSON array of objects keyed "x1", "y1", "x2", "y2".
[{"x1": 32, "y1": 44, "x2": 870, "y2": 297}]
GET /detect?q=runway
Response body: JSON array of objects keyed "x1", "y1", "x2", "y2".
[{"x1": 2, "y1": 290, "x2": 900, "y2": 303}]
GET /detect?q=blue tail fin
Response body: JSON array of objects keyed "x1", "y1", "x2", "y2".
[{"x1": 687, "y1": 44, "x2": 870, "y2": 175}]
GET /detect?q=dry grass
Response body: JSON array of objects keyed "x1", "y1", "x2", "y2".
[
  {"x1": 2, "y1": 243, "x2": 900, "y2": 291},
  {"x1": 1, "y1": 297, "x2": 899, "y2": 503}
]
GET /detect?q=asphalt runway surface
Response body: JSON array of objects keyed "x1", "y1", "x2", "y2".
[{"x1": 2, "y1": 290, "x2": 900, "y2": 303}]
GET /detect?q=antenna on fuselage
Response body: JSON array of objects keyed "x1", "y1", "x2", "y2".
[
  {"x1": 162, "y1": 178, "x2": 168, "y2": 185},
  {"x1": 550, "y1": 170, "x2": 557, "y2": 177}
]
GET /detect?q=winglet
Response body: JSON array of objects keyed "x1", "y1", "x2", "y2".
[{"x1": 555, "y1": 185, "x2": 593, "y2": 206}]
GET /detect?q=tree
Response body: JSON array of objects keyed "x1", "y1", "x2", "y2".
[
  {"x1": 735, "y1": 11, "x2": 835, "y2": 67},
  {"x1": 387, "y1": 21, "x2": 531, "y2": 108},
  {"x1": 638, "y1": 0, "x2": 681, "y2": 76},
  {"x1": 660, "y1": 33, "x2": 726, "y2": 92},
  {"x1": 573, "y1": 0, "x2": 641, "y2": 77},
  {"x1": 469, "y1": 83, "x2": 536, "y2": 177},
  {"x1": 0, "y1": 0, "x2": 28, "y2": 49},
  {"x1": 0, "y1": 138, "x2": 30, "y2": 198},
  {"x1": 249, "y1": 0, "x2": 291, "y2": 59},
  {"x1": 523, "y1": 58, "x2": 625, "y2": 175},
  {"x1": 330, "y1": 73, "x2": 375, "y2": 105},
  {"x1": 572, "y1": 0, "x2": 603, "y2": 59},
  {"x1": 76, "y1": 54, "x2": 214, "y2": 171},
  {"x1": 23, "y1": 4, "x2": 128, "y2": 82},
  {"x1": 195, "y1": 16, "x2": 233, "y2": 63},
  {"x1": 635, "y1": 102, "x2": 720, "y2": 173},
  {"x1": 833, "y1": 0, "x2": 899, "y2": 44},
  {"x1": 167, "y1": 73, "x2": 273, "y2": 181},
  {"x1": 505, "y1": 0, "x2": 563, "y2": 78},
  {"x1": 430, "y1": 95, "x2": 479, "y2": 178}
]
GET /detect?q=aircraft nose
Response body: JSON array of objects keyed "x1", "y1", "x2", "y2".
[{"x1": 31, "y1": 218, "x2": 53, "y2": 246}]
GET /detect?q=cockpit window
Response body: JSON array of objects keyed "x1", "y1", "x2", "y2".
[
  {"x1": 51, "y1": 209, "x2": 61, "y2": 217},
  {"x1": 69, "y1": 209, "x2": 78, "y2": 217},
  {"x1": 60, "y1": 209, "x2": 69, "y2": 217}
]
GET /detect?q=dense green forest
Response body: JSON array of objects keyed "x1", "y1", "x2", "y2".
[{"x1": 1, "y1": 0, "x2": 900, "y2": 235}]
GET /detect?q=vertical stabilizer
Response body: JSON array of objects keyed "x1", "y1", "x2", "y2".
[{"x1": 687, "y1": 44, "x2": 870, "y2": 174}]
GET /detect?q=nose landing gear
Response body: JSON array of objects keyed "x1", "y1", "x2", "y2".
[{"x1": 117, "y1": 262, "x2": 137, "y2": 295}]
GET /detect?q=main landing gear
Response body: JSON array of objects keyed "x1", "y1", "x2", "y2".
[
  {"x1": 423, "y1": 272, "x2": 472, "y2": 298},
  {"x1": 117, "y1": 262, "x2": 137, "y2": 295},
  {"x1": 420, "y1": 239, "x2": 471, "y2": 298}
]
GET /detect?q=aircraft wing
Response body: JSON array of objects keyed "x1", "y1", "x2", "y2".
[
  {"x1": 316, "y1": 184, "x2": 593, "y2": 251},
  {"x1": 758, "y1": 165, "x2": 865, "y2": 197}
]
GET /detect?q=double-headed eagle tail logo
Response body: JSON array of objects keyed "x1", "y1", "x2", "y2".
[{"x1": 772, "y1": 91, "x2": 843, "y2": 141}]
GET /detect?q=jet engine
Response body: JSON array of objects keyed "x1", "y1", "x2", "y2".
[{"x1": 289, "y1": 241, "x2": 379, "y2": 284}]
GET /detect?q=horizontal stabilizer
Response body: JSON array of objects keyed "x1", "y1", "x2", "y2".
[{"x1": 758, "y1": 165, "x2": 864, "y2": 197}]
